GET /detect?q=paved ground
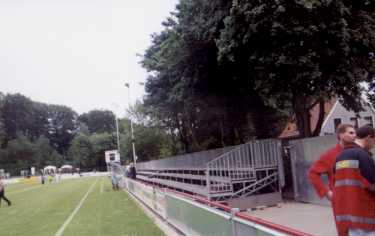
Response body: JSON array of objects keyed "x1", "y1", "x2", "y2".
[{"x1": 244, "y1": 201, "x2": 337, "y2": 236}]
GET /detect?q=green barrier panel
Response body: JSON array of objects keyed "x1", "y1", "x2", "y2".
[
  {"x1": 233, "y1": 218, "x2": 285, "y2": 236},
  {"x1": 155, "y1": 190, "x2": 167, "y2": 219},
  {"x1": 125, "y1": 178, "x2": 288, "y2": 236},
  {"x1": 126, "y1": 179, "x2": 167, "y2": 219},
  {"x1": 165, "y1": 194, "x2": 232, "y2": 236},
  {"x1": 128, "y1": 180, "x2": 135, "y2": 192}
]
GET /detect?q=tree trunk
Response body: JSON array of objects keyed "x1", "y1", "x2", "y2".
[
  {"x1": 233, "y1": 126, "x2": 242, "y2": 144},
  {"x1": 168, "y1": 126, "x2": 180, "y2": 155},
  {"x1": 294, "y1": 96, "x2": 312, "y2": 138},
  {"x1": 312, "y1": 100, "x2": 325, "y2": 136},
  {"x1": 176, "y1": 115, "x2": 189, "y2": 153},
  {"x1": 219, "y1": 116, "x2": 226, "y2": 147},
  {"x1": 184, "y1": 111, "x2": 201, "y2": 151}
]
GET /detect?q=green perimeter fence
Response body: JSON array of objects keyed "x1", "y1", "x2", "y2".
[{"x1": 123, "y1": 178, "x2": 311, "y2": 236}]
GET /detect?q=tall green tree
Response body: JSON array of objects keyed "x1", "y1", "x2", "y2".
[
  {"x1": 0, "y1": 135, "x2": 62, "y2": 175},
  {"x1": 142, "y1": 0, "x2": 288, "y2": 152},
  {"x1": 89, "y1": 132, "x2": 117, "y2": 170},
  {"x1": 46, "y1": 105, "x2": 78, "y2": 156},
  {"x1": 68, "y1": 134, "x2": 94, "y2": 169},
  {"x1": 0, "y1": 93, "x2": 6, "y2": 147},
  {"x1": 217, "y1": 0, "x2": 375, "y2": 137},
  {"x1": 0, "y1": 135, "x2": 36, "y2": 175},
  {"x1": 143, "y1": 0, "x2": 375, "y2": 140},
  {"x1": 78, "y1": 110, "x2": 116, "y2": 134},
  {"x1": 1, "y1": 94, "x2": 49, "y2": 143},
  {"x1": 33, "y1": 136, "x2": 62, "y2": 169},
  {"x1": 119, "y1": 107, "x2": 176, "y2": 162},
  {"x1": 0, "y1": 93, "x2": 76, "y2": 173}
]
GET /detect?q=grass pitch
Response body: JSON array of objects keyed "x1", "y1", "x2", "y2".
[{"x1": 0, "y1": 176, "x2": 165, "y2": 236}]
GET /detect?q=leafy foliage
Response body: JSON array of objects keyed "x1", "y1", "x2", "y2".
[
  {"x1": 217, "y1": 0, "x2": 375, "y2": 136},
  {"x1": 68, "y1": 134, "x2": 94, "y2": 169},
  {"x1": 141, "y1": 0, "x2": 290, "y2": 152},
  {"x1": 78, "y1": 110, "x2": 116, "y2": 134},
  {"x1": 2, "y1": 94, "x2": 49, "y2": 141},
  {"x1": 0, "y1": 135, "x2": 61, "y2": 175},
  {"x1": 46, "y1": 105, "x2": 78, "y2": 155},
  {"x1": 142, "y1": 0, "x2": 375, "y2": 140}
]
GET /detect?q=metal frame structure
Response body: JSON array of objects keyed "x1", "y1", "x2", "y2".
[{"x1": 136, "y1": 139, "x2": 283, "y2": 201}]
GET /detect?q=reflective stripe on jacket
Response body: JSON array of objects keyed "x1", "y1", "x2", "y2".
[{"x1": 333, "y1": 158, "x2": 375, "y2": 236}]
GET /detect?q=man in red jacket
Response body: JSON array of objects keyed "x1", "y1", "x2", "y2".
[
  {"x1": 333, "y1": 125, "x2": 375, "y2": 236},
  {"x1": 308, "y1": 123, "x2": 356, "y2": 200}
]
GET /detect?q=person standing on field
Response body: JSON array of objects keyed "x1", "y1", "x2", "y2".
[{"x1": 0, "y1": 176, "x2": 12, "y2": 207}]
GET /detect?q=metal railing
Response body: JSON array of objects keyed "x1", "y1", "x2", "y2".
[
  {"x1": 231, "y1": 172, "x2": 278, "y2": 198},
  {"x1": 136, "y1": 139, "x2": 283, "y2": 200},
  {"x1": 206, "y1": 139, "x2": 281, "y2": 197}
]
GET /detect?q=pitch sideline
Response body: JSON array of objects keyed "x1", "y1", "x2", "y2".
[{"x1": 54, "y1": 178, "x2": 99, "y2": 236}]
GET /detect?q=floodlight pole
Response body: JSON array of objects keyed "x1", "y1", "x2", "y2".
[
  {"x1": 115, "y1": 116, "x2": 120, "y2": 153},
  {"x1": 125, "y1": 82, "x2": 137, "y2": 166},
  {"x1": 112, "y1": 103, "x2": 121, "y2": 155}
]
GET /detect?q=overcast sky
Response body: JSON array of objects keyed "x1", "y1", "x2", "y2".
[{"x1": 0, "y1": 0, "x2": 178, "y2": 117}]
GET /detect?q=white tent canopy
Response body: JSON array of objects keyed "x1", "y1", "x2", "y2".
[
  {"x1": 43, "y1": 165, "x2": 57, "y2": 174},
  {"x1": 44, "y1": 165, "x2": 56, "y2": 170},
  {"x1": 60, "y1": 165, "x2": 73, "y2": 169}
]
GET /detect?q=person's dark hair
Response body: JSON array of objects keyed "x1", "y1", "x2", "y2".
[
  {"x1": 356, "y1": 125, "x2": 375, "y2": 139},
  {"x1": 336, "y1": 124, "x2": 354, "y2": 135}
]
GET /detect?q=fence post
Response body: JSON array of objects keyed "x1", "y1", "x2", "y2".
[
  {"x1": 152, "y1": 185, "x2": 157, "y2": 211},
  {"x1": 231, "y1": 208, "x2": 240, "y2": 236},
  {"x1": 206, "y1": 164, "x2": 211, "y2": 201},
  {"x1": 288, "y1": 143, "x2": 300, "y2": 200}
]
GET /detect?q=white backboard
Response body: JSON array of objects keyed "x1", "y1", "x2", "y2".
[{"x1": 105, "y1": 150, "x2": 121, "y2": 163}]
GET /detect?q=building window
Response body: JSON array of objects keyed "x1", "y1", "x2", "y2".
[
  {"x1": 350, "y1": 117, "x2": 359, "y2": 128},
  {"x1": 333, "y1": 118, "x2": 342, "y2": 131},
  {"x1": 364, "y1": 116, "x2": 374, "y2": 128}
]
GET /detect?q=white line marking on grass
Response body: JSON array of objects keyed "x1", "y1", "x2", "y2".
[
  {"x1": 100, "y1": 179, "x2": 103, "y2": 194},
  {"x1": 7, "y1": 185, "x2": 42, "y2": 195},
  {"x1": 54, "y1": 178, "x2": 98, "y2": 236}
]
